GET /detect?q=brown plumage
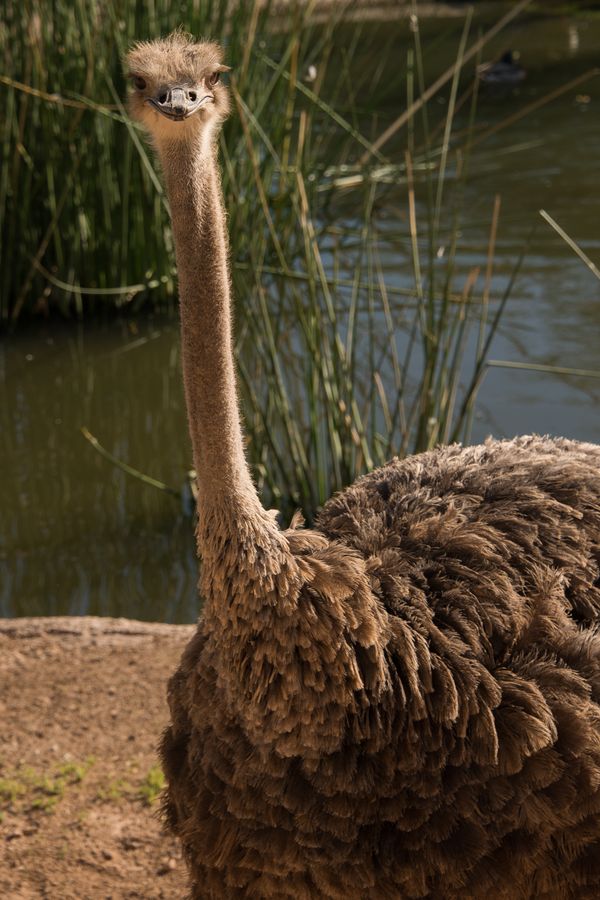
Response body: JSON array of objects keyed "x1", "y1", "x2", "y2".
[{"x1": 125, "y1": 34, "x2": 600, "y2": 899}]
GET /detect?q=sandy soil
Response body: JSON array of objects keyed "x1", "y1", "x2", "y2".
[{"x1": 0, "y1": 617, "x2": 196, "y2": 900}]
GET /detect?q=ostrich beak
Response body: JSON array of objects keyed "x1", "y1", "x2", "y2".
[{"x1": 147, "y1": 87, "x2": 212, "y2": 121}]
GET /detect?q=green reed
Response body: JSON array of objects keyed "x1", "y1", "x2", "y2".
[
  {"x1": 220, "y1": 5, "x2": 530, "y2": 519},
  {"x1": 2, "y1": 0, "x2": 543, "y2": 519}
]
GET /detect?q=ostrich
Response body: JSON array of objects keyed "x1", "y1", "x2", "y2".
[{"x1": 125, "y1": 33, "x2": 600, "y2": 899}]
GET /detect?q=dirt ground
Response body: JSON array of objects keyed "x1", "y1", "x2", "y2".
[{"x1": 0, "y1": 617, "x2": 197, "y2": 900}]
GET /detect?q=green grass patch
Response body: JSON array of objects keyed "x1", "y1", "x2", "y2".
[
  {"x1": 94, "y1": 765, "x2": 165, "y2": 806},
  {"x1": 96, "y1": 777, "x2": 133, "y2": 803},
  {"x1": 138, "y1": 765, "x2": 165, "y2": 807},
  {"x1": 0, "y1": 757, "x2": 95, "y2": 815}
]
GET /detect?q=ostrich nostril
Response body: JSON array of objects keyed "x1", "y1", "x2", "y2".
[
  {"x1": 159, "y1": 93, "x2": 167, "y2": 104},
  {"x1": 189, "y1": 91, "x2": 197, "y2": 102}
]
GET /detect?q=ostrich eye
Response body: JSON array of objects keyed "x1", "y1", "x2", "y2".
[
  {"x1": 208, "y1": 71, "x2": 220, "y2": 86},
  {"x1": 133, "y1": 76, "x2": 146, "y2": 90}
]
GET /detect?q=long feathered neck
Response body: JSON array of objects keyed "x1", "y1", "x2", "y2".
[
  {"x1": 156, "y1": 129, "x2": 281, "y2": 568},
  {"x1": 154, "y1": 126, "x2": 391, "y2": 768}
]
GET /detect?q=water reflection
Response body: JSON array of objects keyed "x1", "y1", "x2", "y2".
[
  {"x1": 1, "y1": 320, "x2": 198, "y2": 622},
  {"x1": 343, "y1": 7, "x2": 600, "y2": 442}
]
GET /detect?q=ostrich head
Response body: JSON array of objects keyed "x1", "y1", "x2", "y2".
[{"x1": 125, "y1": 32, "x2": 230, "y2": 144}]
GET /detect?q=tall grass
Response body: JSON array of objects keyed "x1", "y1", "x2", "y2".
[
  {"x1": 0, "y1": 0, "x2": 282, "y2": 320},
  {"x1": 2, "y1": 0, "x2": 543, "y2": 519},
  {"x1": 225, "y1": 6, "x2": 531, "y2": 518}
]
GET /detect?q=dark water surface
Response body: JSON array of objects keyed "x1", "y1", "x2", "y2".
[
  {"x1": 2, "y1": 10, "x2": 599, "y2": 621},
  {"x1": 398, "y1": 11, "x2": 600, "y2": 441},
  {"x1": 1, "y1": 319, "x2": 196, "y2": 620}
]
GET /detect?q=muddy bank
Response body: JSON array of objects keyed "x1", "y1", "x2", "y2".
[{"x1": 0, "y1": 617, "x2": 195, "y2": 899}]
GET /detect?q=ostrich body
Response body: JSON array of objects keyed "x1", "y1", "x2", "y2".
[{"x1": 126, "y1": 35, "x2": 600, "y2": 900}]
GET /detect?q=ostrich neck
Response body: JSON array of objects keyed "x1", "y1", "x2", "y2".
[{"x1": 158, "y1": 133, "x2": 274, "y2": 552}]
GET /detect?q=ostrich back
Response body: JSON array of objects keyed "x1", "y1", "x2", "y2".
[{"x1": 162, "y1": 435, "x2": 600, "y2": 900}]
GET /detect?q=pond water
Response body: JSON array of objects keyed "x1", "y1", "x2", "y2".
[{"x1": 2, "y1": 8, "x2": 599, "y2": 621}]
